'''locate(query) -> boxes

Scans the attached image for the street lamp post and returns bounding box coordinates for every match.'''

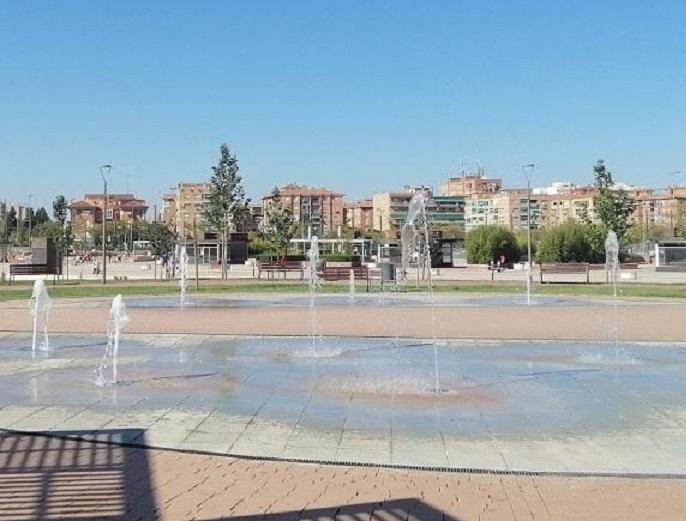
[668,171,682,236]
[28,194,33,247]
[100,164,112,285]
[521,164,535,305]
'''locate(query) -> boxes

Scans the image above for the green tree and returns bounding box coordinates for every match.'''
[33,207,50,226]
[536,222,604,263]
[8,207,17,234]
[465,225,520,264]
[53,196,67,225]
[51,195,73,256]
[143,222,176,259]
[515,229,539,259]
[205,143,250,278]
[592,160,636,241]
[263,187,295,257]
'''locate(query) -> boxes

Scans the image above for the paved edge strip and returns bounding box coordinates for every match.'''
[2,427,684,481]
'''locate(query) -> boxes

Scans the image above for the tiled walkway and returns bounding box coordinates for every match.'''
[1,430,685,521]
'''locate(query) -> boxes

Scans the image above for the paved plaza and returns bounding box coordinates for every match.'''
[2,293,686,341]
[3,430,685,521]
[1,293,685,519]
[0,328,685,475]
[4,260,686,285]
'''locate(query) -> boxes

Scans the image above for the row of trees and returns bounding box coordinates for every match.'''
[1,205,52,246]
[465,160,638,264]
[0,195,72,253]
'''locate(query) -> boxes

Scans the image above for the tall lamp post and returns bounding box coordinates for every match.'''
[521,164,535,305]
[100,164,112,285]
[28,194,33,246]
[668,171,682,236]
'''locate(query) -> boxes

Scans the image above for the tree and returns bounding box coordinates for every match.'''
[33,207,50,226]
[51,195,73,256]
[263,187,295,257]
[465,225,520,264]
[536,222,604,263]
[204,144,250,278]
[592,160,636,241]
[53,196,67,226]
[143,221,176,259]
[7,207,17,235]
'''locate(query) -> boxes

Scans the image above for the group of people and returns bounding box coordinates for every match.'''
[489,255,510,271]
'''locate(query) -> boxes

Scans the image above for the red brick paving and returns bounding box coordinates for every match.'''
[0,431,684,521]
[2,303,686,341]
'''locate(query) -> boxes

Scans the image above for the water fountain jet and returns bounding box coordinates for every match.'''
[95,294,128,386]
[28,278,51,353]
[605,230,621,363]
[348,269,356,304]
[400,192,441,393]
[178,246,190,306]
[307,236,321,355]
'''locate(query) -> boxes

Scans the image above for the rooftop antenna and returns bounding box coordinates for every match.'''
[668,171,681,188]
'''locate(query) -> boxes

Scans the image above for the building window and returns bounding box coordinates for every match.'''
[106,209,114,220]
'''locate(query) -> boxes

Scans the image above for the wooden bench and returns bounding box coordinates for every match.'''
[539,263,590,284]
[9,264,60,285]
[619,262,639,270]
[257,260,305,280]
[318,266,370,291]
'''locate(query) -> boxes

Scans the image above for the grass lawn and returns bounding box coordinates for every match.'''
[1,278,685,301]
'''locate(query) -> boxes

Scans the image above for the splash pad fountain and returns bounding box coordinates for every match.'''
[605,230,622,363]
[95,295,129,386]
[400,191,442,393]
[28,278,51,353]
[178,246,190,306]
[4,244,686,475]
[307,235,321,355]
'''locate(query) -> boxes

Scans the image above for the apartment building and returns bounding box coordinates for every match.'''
[372,186,465,236]
[343,199,374,233]
[634,187,686,234]
[69,193,147,241]
[464,192,513,231]
[161,182,212,239]
[440,172,502,197]
[372,186,431,234]
[262,183,344,237]
[545,186,597,226]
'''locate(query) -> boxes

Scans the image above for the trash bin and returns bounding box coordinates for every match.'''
[380,262,396,282]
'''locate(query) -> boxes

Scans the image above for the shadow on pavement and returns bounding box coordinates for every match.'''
[0,429,461,521]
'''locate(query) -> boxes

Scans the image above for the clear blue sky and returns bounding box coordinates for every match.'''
[1,0,684,211]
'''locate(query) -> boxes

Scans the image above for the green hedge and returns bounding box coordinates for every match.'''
[322,254,361,263]
[536,222,605,263]
[256,253,306,262]
[465,225,520,264]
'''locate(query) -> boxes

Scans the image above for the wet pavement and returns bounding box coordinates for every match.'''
[1,332,685,475]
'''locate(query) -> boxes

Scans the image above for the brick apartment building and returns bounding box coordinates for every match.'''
[343,199,374,234]
[161,182,213,240]
[69,193,148,242]
[262,184,344,237]
[440,172,502,197]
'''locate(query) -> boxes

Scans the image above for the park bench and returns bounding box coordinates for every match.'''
[9,264,60,285]
[539,262,590,284]
[487,262,514,281]
[257,260,305,280]
[318,266,370,291]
